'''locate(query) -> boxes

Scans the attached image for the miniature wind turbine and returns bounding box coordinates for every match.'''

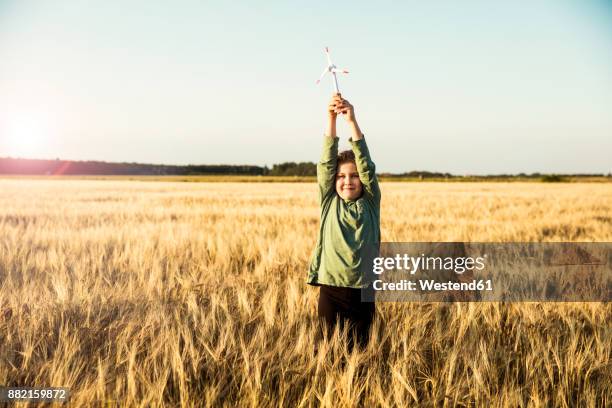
[316,47,349,94]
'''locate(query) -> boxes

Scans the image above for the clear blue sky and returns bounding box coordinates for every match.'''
[1,0,611,174]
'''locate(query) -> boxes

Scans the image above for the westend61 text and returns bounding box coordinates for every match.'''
[373,279,493,291]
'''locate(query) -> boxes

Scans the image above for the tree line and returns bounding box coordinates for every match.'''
[0,157,609,179]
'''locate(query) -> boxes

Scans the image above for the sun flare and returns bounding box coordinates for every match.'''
[2,112,50,158]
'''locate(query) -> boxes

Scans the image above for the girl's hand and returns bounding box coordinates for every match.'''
[334,96,356,123]
[327,93,343,120]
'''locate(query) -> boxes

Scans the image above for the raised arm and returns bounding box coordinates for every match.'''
[335,96,381,204]
[317,94,342,204]
[317,135,338,204]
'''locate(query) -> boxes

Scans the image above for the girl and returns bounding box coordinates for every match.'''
[307,93,381,349]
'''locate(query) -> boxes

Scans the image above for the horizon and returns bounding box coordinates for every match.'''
[1,155,610,177]
[1,1,611,174]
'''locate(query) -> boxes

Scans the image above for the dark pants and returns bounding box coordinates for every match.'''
[317,284,375,350]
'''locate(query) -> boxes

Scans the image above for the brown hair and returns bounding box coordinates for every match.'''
[337,150,355,166]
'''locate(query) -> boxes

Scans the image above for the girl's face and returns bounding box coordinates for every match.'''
[335,162,363,201]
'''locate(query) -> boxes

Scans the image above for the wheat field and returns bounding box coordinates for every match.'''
[0,179,610,407]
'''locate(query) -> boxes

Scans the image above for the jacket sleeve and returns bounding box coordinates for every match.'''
[317,136,338,205]
[350,135,381,205]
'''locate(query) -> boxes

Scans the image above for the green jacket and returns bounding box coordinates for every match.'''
[307,135,381,289]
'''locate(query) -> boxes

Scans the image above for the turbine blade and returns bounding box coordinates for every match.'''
[315,67,328,85]
[324,46,333,66]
